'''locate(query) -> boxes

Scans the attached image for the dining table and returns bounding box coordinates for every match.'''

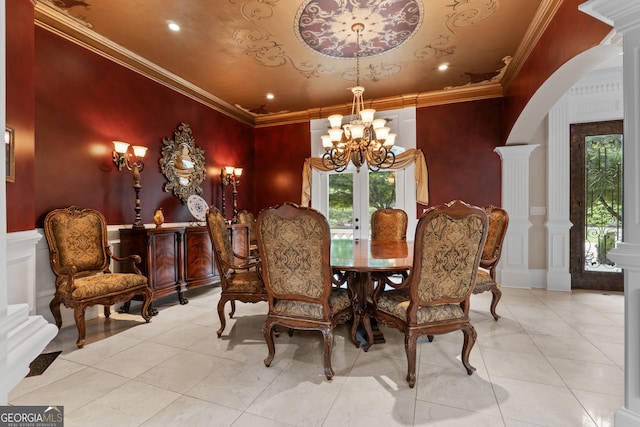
[330,238,414,351]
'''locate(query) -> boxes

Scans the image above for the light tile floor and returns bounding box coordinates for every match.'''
[10,286,624,426]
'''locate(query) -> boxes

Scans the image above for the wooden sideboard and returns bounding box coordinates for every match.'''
[119,226,218,309]
[119,224,250,311]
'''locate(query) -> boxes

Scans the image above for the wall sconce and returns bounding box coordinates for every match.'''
[221,165,243,223]
[112,141,148,228]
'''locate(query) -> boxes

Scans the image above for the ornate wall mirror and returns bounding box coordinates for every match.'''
[160,122,206,203]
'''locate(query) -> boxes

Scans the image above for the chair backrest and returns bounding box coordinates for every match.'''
[205,206,235,269]
[256,202,333,314]
[238,209,256,242]
[371,208,408,241]
[44,206,109,275]
[480,205,509,270]
[408,200,488,315]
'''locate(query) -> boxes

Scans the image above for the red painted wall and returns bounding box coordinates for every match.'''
[503,0,612,137]
[34,28,254,228]
[253,123,311,214]
[6,0,36,232]
[417,99,503,208]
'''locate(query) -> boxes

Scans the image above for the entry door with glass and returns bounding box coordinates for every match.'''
[569,120,623,291]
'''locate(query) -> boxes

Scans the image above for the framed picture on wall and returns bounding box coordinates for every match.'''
[5,125,15,182]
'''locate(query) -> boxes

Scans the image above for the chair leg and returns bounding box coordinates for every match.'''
[140,291,153,323]
[405,331,418,388]
[74,306,88,348]
[104,305,111,319]
[489,286,502,320]
[49,296,62,329]
[216,297,229,337]
[321,328,335,380]
[263,318,277,368]
[350,312,361,348]
[229,300,236,318]
[460,322,477,375]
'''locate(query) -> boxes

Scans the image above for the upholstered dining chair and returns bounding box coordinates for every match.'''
[44,206,153,348]
[371,207,409,241]
[371,207,410,292]
[472,205,509,320]
[374,200,488,388]
[206,206,267,337]
[238,209,258,255]
[256,202,353,380]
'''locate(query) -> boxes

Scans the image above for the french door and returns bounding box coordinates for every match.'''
[313,165,417,240]
[569,120,623,291]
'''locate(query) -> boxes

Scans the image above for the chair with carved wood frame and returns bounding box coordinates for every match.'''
[375,200,488,388]
[206,206,267,337]
[44,206,153,348]
[238,209,258,255]
[472,205,509,320]
[371,208,410,291]
[257,202,353,380]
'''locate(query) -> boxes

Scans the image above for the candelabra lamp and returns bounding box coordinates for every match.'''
[113,141,148,228]
[221,165,243,223]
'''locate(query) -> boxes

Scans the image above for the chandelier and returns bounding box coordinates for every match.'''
[321,23,396,173]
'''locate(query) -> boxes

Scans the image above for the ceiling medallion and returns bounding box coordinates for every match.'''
[296,0,422,58]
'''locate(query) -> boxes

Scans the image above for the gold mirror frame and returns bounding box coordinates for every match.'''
[160,122,206,204]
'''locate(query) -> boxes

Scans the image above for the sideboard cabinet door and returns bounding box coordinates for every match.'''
[184,226,218,290]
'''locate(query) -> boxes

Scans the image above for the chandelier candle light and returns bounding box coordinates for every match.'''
[321,23,396,173]
[112,141,148,228]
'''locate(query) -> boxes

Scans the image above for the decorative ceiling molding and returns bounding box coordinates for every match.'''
[501,0,563,91]
[253,83,504,127]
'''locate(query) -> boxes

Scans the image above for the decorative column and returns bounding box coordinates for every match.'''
[0,0,57,405]
[580,1,640,426]
[546,95,572,291]
[494,145,538,288]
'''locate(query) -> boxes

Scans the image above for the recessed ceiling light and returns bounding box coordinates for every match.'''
[266,93,274,100]
[168,22,180,32]
[438,63,449,71]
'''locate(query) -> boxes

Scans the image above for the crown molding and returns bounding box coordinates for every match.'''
[33,1,508,129]
[253,83,504,127]
[501,0,563,91]
[34,2,257,127]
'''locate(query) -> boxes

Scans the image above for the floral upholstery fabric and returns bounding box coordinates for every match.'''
[377,289,465,323]
[482,212,506,261]
[475,269,492,285]
[207,208,235,266]
[273,288,351,319]
[371,208,408,241]
[71,273,148,299]
[225,270,265,293]
[49,212,106,272]
[417,213,486,302]
[259,213,326,298]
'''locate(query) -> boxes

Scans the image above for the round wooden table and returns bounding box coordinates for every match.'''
[330,239,413,351]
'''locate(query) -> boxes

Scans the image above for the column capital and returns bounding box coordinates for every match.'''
[580,0,640,33]
[494,144,538,160]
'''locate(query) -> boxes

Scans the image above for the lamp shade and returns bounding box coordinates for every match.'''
[225,166,235,175]
[372,118,386,129]
[113,141,130,153]
[360,109,376,124]
[132,145,148,158]
[375,127,390,140]
[321,135,333,149]
[383,133,396,147]
[328,127,344,142]
[328,114,343,129]
[234,168,243,176]
[350,124,365,139]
